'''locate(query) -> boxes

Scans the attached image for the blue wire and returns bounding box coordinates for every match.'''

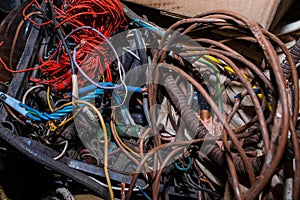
[137,186,152,200]
[54,106,73,113]
[174,157,193,171]
[67,82,112,97]
[20,83,142,121]
[67,83,142,98]
[43,112,61,120]
[26,113,42,121]
[108,142,117,152]
[47,112,67,118]
[80,95,100,100]
[114,93,130,125]
[133,18,165,36]
[20,104,49,121]
[234,88,261,99]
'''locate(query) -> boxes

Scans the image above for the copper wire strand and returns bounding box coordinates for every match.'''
[210,11,291,200]
[3,104,26,126]
[262,29,299,124]
[149,12,276,198]
[158,63,256,184]
[152,147,184,199]
[110,112,140,166]
[134,10,295,199]
[139,127,151,159]
[10,11,42,70]
[126,137,219,200]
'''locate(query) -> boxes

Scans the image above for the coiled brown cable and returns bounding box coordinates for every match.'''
[144,10,298,200]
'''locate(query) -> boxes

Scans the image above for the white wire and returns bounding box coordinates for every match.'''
[80,153,100,166]
[61,26,126,90]
[53,140,68,160]
[123,47,140,61]
[73,48,128,108]
[22,85,44,104]
[68,26,129,108]
[88,176,148,191]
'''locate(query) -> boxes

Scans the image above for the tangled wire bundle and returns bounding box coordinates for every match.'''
[0,1,300,199]
[125,10,299,200]
[26,0,127,91]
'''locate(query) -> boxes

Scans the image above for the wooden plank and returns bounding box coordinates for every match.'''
[123,0,294,29]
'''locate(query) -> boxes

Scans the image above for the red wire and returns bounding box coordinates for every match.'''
[54,11,109,29]
[22,0,127,91]
[0,47,58,73]
[22,0,54,26]
[0,58,42,73]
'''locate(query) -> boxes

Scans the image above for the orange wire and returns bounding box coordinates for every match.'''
[0,47,58,73]
[17,0,127,90]
[0,58,43,73]
[22,0,54,27]
[54,11,109,29]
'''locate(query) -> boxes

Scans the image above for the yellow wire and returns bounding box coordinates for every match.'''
[201,55,272,112]
[53,102,73,112]
[201,56,223,112]
[57,116,74,128]
[224,65,250,82]
[222,60,272,111]
[112,122,140,158]
[204,55,251,81]
[47,86,54,112]
[75,100,114,200]
[57,112,76,128]
[57,106,83,128]
[203,55,222,65]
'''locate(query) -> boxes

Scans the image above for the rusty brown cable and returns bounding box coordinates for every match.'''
[160,26,274,158]
[151,10,293,199]
[152,18,227,64]
[155,16,268,184]
[242,26,290,200]
[222,107,244,199]
[235,93,276,136]
[152,147,184,199]
[262,29,299,125]
[289,119,300,199]
[3,104,26,126]
[184,49,271,155]
[147,60,164,179]
[138,127,152,176]
[219,36,258,44]
[224,150,242,200]
[10,11,42,70]
[221,91,250,199]
[138,127,151,159]
[125,137,219,200]
[109,113,140,166]
[158,63,259,182]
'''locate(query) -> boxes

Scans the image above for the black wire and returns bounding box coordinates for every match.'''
[48,0,75,75]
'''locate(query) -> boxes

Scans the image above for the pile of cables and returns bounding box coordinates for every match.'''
[135,10,299,200]
[4,0,127,91]
[0,1,299,200]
